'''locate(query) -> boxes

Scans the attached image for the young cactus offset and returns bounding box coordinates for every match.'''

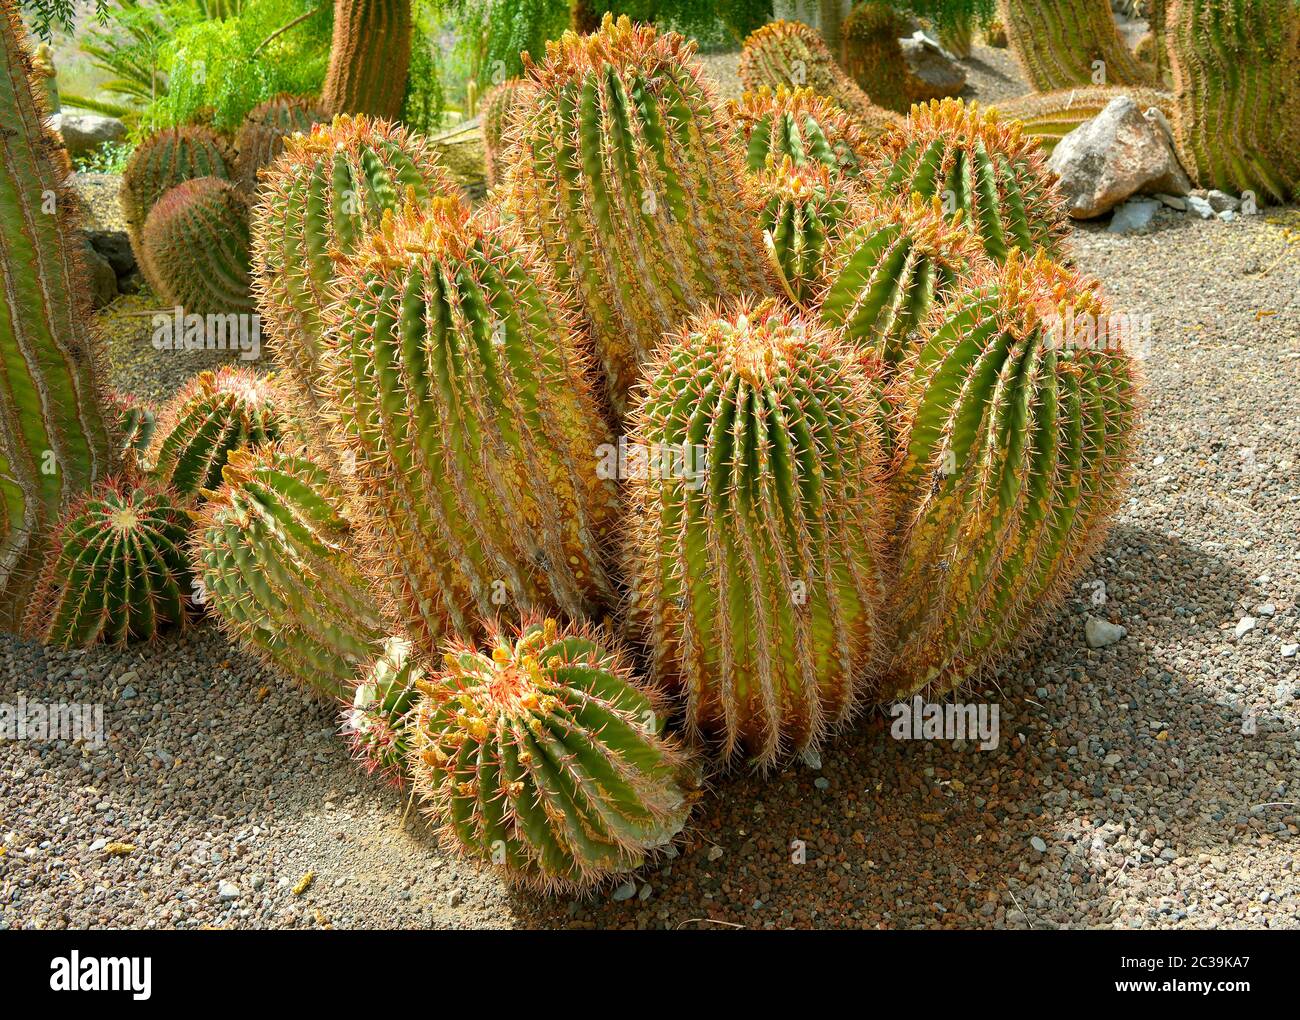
[738,20,903,140]
[1166,0,1300,203]
[408,616,696,892]
[321,201,621,650]
[756,158,855,307]
[233,93,327,194]
[885,250,1139,699]
[192,443,387,700]
[479,78,530,189]
[729,86,877,180]
[998,0,1155,90]
[146,366,284,500]
[142,177,255,317]
[870,98,1069,263]
[251,115,456,454]
[24,478,192,648]
[506,14,772,418]
[625,299,889,768]
[345,635,422,785]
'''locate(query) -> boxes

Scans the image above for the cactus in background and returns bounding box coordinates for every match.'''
[840,2,913,114]
[141,178,255,317]
[232,93,327,195]
[990,86,1174,154]
[885,251,1138,698]
[192,443,387,700]
[479,78,529,190]
[997,0,1155,90]
[729,86,877,180]
[321,0,412,118]
[984,19,1008,47]
[507,14,772,419]
[23,479,192,648]
[252,115,456,459]
[1167,0,1300,203]
[756,158,854,307]
[121,126,232,290]
[408,616,696,892]
[870,98,1069,262]
[345,635,422,785]
[625,300,889,768]
[738,20,904,140]
[939,14,975,59]
[321,202,621,650]
[146,366,284,500]
[1,3,116,628]
[105,391,158,464]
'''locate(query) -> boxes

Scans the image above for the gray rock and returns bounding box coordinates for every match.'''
[611,880,636,901]
[1108,198,1161,234]
[1186,194,1215,219]
[1030,836,1047,853]
[1153,193,1188,211]
[217,880,239,901]
[1048,96,1193,219]
[50,112,127,160]
[80,239,117,309]
[1206,189,1240,213]
[899,32,966,99]
[1281,644,1298,659]
[84,230,135,279]
[1085,616,1127,648]
[1219,210,1237,222]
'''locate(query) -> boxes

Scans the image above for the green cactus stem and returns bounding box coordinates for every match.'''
[729,85,877,180]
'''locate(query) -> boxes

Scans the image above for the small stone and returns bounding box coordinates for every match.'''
[217,880,239,901]
[1186,194,1215,219]
[120,685,137,700]
[1255,603,1276,617]
[814,777,830,790]
[1108,198,1161,233]
[1219,210,1237,222]
[1206,189,1240,213]
[637,882,653,902]
[1030,836,1047,853]
[707,845,724,862]
[1281,644,1298,659]
[611,880,636,902]
[1153,193,1187,211]
[447,888,464,907]
[1085,616,1127,648]
[1235,616,1257,639]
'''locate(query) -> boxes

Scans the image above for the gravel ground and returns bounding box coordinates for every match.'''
[3,48,1298,931]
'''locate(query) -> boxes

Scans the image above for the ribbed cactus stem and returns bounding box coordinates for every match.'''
[998,0,1156,90]
[840,2,913,114]
[729,86,876,180]
[345,635,422,785]
[507,14,772,418]
[626,299,889,768]
[192,443,387,700]
[409,616,696,892]
[321,0,412,118]
[321,201,621,650]
[233,93,327,195]
[479,79,529,190]
[756,158,854,308]
[0,3,116,627]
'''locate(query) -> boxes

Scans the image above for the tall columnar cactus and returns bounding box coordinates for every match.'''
[146,366,284,500]
[408,616,696,892]
[252,115,456,457]
[991,86,1175,154]
[997,0,1155,90]
[729,86,877,180]
[756,159,854,307]
[141,178,255,317]
[321,0,412,118]
[625,300,889,768]
[345,635,422,785]
[23,478,192,647]
[233,93,327,195]
[192,444,387,700]
[870,98,1069,263]
[840,1,913,114]
[321,202,622,650]
[885,251,1139,698]
[738,19,904,140]
[507,14,772,419]
[0,3,116,628]
[479,78,530,190]
[1167,0,1300,203]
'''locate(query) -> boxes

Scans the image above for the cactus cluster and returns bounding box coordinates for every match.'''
[233,93,327,194]
[991,86,1175,154]
[409,617,696,892]
[506,13,771,418]
[479,78,530,190]
[1167,0,1300,203]
[729,86,876,180]
[998,0,1155,91]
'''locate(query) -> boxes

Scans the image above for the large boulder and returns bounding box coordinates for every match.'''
[51,112,127,161]
[901,31,966,100]
[1047,96,1192,219]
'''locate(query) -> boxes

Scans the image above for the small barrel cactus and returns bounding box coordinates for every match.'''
[869,98,1069,262]
[344,635,422,785]
[104,390,158,464]
[625,299,889,768]
[320,201,621,650]
[506,13,772,418]
[24,478,193,648]
[729,86,877,180]
[191,443,387,700]
[146,366,284,500]
[141,177,255,317]
[408,616,696,892]
[886,250,1139,698]
[479,78,530,189]
[755,158,855,307]
[232,93,327,194]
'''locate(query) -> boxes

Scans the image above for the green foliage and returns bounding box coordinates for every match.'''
[20,0,109,39]
[74,138,134,173]
[401,5,446,133]
[885,0,995,31]
[436,0,569,90]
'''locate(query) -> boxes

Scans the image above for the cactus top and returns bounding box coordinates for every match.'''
[525,12,698,81]
[730,85,878,179]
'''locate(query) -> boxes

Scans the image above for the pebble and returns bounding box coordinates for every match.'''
[1085,616,1127,648]
[611,881,637,902]
[1235,616,1258,639]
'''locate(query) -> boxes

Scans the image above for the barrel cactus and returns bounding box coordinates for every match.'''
[233,93,327,194]
[840,1,913,114]
[320,201,621,649]
[625,299,889,768]
[480,78,529,189]
[105,391,158,464]
[408,616,696,892]
[252,114,456,456]
[885,250,1139,698]
[345,635,422,785]
[146,366,284,500]
[729,86,877,180]
[870,98,1069,263]
[141,177,255,317]
[24,478,192,648]
[756,158,855,307]
[506,13,772,418]
[997,0,1155,90]
[191,443,386,700]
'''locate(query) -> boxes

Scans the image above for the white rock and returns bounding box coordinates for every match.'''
[217,880,239,901]
[1235,616,1258,639]
[1085,616,1127,648]
[1186,194,1215,219]
[1255,603,1276,617]
[1281,644,1298,659]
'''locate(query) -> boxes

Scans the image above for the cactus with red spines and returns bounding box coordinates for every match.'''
[232,93,327,195]
[729,86,877,180]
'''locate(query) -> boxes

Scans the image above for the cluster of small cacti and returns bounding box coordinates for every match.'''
[755,158,854,306]
[990,86,1175,154]
[998,0,1155,90]
[479,78,529,189]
